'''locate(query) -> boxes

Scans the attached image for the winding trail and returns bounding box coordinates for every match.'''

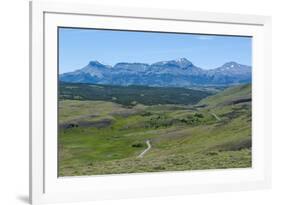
[211,112,221,121]
[137,140,151,158]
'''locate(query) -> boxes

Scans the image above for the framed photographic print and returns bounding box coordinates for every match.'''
[30,1,272,204]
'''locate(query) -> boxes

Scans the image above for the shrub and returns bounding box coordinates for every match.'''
[131,142,144,148]
[194,113,204,118]
[66,123,79,129]
[153,165,166,170]
[140,111,152,116]
[206,151,219,156]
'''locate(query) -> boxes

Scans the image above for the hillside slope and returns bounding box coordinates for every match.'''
[58,84,252,176]
[199,84,251,107]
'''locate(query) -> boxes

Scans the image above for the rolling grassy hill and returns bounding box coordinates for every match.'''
[199,84,251,106]
[58,83,251,176]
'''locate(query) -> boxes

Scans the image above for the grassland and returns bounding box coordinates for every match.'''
[58,83,251,176]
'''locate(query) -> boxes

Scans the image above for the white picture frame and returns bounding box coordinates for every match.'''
[30,1,272,204]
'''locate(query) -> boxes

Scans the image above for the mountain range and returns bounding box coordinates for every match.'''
[59,58,251,87]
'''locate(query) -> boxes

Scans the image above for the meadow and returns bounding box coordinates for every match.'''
[58,83,251,176]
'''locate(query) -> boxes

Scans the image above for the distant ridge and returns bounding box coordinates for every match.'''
[60,58,251,87]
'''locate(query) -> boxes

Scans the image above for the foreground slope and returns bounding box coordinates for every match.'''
[58,84,251,176]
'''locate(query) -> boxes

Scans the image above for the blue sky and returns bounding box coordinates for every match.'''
[59,27,252,74]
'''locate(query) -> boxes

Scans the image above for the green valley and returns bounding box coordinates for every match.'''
[58,83,252,176]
